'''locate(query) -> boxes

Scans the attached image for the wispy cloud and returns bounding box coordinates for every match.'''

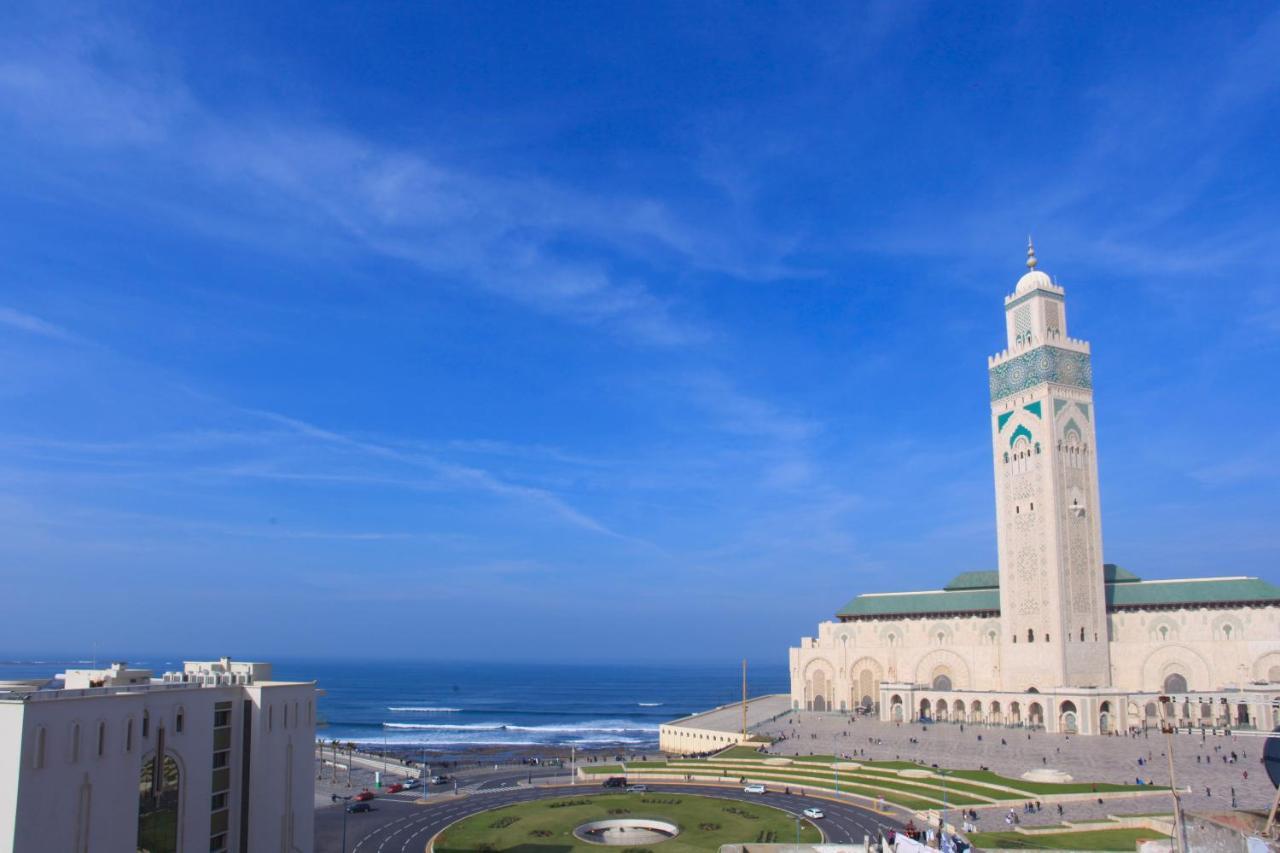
[0,14,809,348]
[0,306,81,343]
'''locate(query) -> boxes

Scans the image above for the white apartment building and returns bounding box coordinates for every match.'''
[0,658,316,853]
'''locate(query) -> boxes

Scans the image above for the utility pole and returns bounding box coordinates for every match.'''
[741,659,748,741]
[1158,696,1189,853]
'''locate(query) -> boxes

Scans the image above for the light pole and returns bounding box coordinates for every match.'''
[1158,696,1189,853]
[939,769,949,834]
[334,794,353,852]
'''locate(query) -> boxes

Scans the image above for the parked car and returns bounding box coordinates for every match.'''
[603,777,627,788]
[803,807,824,819]
[429,775,450,785]
[626,784,648,793]
[353,790,376,802]
[403,779,420,789]
[385,783,404,794]
[743,784,766,794]
[346,802,372,813]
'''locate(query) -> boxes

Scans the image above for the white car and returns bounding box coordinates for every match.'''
[803,807,825,819]
[743,784,766,794]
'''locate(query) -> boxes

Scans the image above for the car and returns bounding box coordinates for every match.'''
[346,802,372,813]
[743,784,766,794]
[626,784,648,793]
[385,783,404,794]
[602,777,627,789]
[429,775,450,785]
[403,779,420,789]
[803,807,825,819]
[353,790,376,802]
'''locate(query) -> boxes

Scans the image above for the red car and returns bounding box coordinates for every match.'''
[385,784,404,794]
[353,790,376,802]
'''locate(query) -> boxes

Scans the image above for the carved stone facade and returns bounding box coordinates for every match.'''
[788,244,1280,734]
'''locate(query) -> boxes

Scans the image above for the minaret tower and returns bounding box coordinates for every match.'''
[988,241,1111,690]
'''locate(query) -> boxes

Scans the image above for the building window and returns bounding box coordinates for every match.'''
[32,727,46,769]
[1080,627,1085,642]
[268,706,273,731]
[97,721,106,757]
[1027,628,1034,643]
[213,708,231,728]
[126,719,134,753]
[70,722,81,763]
[175,708,184,735]
[212,752,229,769]
[142,711,150,739]
[138,754,181,852]
[212,792,228,810]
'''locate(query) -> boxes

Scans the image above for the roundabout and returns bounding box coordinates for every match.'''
[433,792,822,852]
[314,782,903,853]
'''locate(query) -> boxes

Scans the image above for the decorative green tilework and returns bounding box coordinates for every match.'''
[1053,399,1068,416]
[1077,402,1090,421]
[997,411,1014,432]
[1023,401,1042,419]
[988,346,1092,401]
[1009,424,1033,447]
[1063,418,1081,440]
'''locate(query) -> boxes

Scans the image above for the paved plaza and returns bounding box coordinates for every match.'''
[753,710,1276,826]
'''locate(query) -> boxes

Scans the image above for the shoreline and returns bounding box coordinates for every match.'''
[314,738,662,767]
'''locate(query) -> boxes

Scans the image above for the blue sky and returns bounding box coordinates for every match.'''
[1,2,1278,664]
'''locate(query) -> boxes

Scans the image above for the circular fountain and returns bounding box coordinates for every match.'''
[573,818,680,846]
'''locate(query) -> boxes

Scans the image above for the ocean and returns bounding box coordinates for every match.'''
[0,659,788,754]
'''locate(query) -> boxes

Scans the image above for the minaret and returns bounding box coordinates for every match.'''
[988,241,1111,690]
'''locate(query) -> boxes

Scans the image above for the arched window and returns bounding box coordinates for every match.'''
[1080,627,1085,642]
[1159,625,1169,640]
[138,754,180,853]
[1027,628,1034,643]
[175,707,184,735]
[1163,673,1188,693]
[932,673,952,691]
[32,726,46,769]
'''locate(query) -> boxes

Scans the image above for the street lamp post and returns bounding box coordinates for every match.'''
[1158,696,1189,853]
[334,794,353,852]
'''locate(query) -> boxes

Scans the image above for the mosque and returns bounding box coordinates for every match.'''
[789,243,1280,735]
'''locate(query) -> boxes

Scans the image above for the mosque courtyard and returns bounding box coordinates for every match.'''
[751,710,1275,821]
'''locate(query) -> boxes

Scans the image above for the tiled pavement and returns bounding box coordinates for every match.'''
[753,712,1275,827]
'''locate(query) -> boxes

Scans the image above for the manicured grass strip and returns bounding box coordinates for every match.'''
[948,769,1156,794]
[655,760,1023,801]
[618,767,985,807]
[965,827,1165,850]
[655,763,1011,802]
[433,792,822,852]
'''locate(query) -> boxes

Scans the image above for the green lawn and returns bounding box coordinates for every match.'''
[433,793,822,852]
[947,769,1160,794]
[965,827,1165,850]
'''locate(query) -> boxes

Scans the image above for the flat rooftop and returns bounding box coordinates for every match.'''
[665,694,792,733]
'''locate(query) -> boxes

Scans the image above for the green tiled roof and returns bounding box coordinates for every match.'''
[837,571,1280,619]
[943,571,999,591]
[1107,577,1280,608]
[838,587,999,618]
[1104,564,1141,584]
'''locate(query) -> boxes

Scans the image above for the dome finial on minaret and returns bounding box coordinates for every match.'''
[1026,236,1038,270]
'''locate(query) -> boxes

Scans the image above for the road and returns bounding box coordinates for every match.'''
[315,778,905,853]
